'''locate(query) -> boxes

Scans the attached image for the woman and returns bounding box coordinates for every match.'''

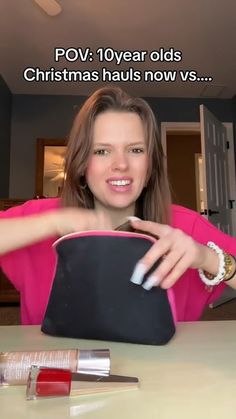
[0,86,236,324]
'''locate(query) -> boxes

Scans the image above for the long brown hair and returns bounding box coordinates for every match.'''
[61,86,171,224]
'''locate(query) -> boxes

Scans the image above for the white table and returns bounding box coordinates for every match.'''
[0,322,236,419]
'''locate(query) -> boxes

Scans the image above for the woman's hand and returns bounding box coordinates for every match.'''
[0,208,112,256]
[48,207,112,237]
[129,219,219,289]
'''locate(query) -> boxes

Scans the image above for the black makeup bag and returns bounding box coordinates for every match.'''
[41,231,176,345]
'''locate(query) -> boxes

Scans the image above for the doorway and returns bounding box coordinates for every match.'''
[166,132,201,212]
[161,122,236,236]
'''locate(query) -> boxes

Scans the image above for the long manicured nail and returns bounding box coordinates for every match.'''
[142,275,160,290]
[130,263,146,285]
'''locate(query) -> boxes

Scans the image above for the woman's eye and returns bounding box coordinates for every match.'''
[130,148,144,154]
[94,149,109,155]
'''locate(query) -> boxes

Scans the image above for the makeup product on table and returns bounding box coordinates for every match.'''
[26,366,139,400]
[0,348,110,386]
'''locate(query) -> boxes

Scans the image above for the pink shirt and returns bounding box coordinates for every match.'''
[0,198,236,325]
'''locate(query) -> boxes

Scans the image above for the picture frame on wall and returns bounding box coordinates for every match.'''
[35,138,67,198]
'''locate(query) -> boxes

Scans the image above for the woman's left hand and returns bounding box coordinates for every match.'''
[129,219,215,290]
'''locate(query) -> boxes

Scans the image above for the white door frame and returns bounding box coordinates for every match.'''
[161,121,236,236]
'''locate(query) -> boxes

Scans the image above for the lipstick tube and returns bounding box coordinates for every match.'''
[26,366,139,400]
[0,349,110,386]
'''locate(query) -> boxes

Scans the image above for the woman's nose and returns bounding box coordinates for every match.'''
[111,152,129,171]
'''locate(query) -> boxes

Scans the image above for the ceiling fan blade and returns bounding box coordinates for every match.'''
[33,0,62,16]
[45,169,63,173]
[50,172,65,181]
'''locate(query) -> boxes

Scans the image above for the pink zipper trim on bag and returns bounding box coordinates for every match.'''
[167,288,177,324]
[53,230,157,247]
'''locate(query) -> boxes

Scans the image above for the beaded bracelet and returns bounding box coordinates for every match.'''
[198,241,226,286]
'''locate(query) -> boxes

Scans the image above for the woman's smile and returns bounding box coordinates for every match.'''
[106,177,133,193]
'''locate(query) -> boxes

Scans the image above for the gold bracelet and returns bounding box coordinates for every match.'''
[223,253,236,281]
[203,252,236,282]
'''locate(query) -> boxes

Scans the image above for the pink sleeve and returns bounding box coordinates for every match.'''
[0,203,26,219]
[0,199,59,290]
[192,213,236,255]
[0,203,26,290]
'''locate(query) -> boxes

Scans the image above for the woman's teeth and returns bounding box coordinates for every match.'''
[110,180,131,186]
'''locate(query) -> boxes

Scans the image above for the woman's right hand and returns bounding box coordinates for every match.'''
[49,207,112,237]
[0,207,112,256]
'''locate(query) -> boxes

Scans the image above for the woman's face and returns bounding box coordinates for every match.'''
[85,111,149,213]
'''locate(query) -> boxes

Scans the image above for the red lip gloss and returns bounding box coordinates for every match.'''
[26,366,139,400]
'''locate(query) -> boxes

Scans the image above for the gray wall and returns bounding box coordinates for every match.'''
[0,76,12,198]
[10,95,86,198]
[9,92,235,199]
[145,97,234,123]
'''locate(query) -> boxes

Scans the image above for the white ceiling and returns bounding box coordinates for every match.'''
[1,0,236,98]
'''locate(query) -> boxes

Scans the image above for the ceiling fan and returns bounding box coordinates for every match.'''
[33,0,62,16]
[44,148,65,181]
